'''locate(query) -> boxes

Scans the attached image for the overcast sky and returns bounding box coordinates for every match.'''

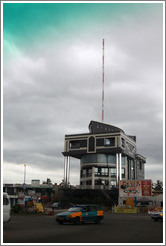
[2,1,164,186]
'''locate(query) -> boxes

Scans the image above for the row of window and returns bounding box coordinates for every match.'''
[69,140,87,149]
[81,167,125,178]
[81,154,126,165]
[80,180,117,186]
[69,137,116,150]
[69,137,135,152]
[80,159,142,180]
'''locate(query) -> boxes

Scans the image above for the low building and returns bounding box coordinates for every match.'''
[3,180,56,206]
[62,120,146,190]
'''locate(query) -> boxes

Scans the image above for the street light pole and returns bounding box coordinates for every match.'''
[22,163,27,209]
[23,163,26,184]
[22,163,27,191]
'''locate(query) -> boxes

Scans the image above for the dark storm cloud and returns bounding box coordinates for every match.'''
[3,2,163,184]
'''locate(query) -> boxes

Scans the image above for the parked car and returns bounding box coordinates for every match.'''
[151,210,163,221]
[52,202,69,209]
[52,202,59,209]
[3,192,11,223]
[55,204,104,224]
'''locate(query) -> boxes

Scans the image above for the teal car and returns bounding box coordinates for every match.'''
[55,204,104,224]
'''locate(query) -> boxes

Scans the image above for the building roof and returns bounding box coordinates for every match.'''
[88,120,124,134]
[65,121,136,143]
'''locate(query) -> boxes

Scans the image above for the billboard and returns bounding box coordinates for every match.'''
[119,180,152,197]
[142,180,152,196]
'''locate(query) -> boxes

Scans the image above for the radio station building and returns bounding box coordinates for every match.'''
[62,121,146,190]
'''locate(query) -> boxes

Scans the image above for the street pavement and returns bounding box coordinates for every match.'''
[3,212,163,244]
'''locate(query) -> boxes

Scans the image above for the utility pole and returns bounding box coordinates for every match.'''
[102,38,105,122]
[23,163,26,190]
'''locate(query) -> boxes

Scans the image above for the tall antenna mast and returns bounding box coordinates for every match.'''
[102,38,105,122]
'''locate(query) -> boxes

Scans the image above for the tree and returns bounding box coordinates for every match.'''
[43,178,52,185]
[152,180,163,191]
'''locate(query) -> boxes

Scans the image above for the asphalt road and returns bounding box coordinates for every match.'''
[3,212,163,244]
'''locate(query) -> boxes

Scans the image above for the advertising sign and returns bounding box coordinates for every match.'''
[142,180,152,196]
[120,180,142,197]
[126,197,134,207]
[119,180,151,197]
[17,193,25,207]
[114,207,137,213]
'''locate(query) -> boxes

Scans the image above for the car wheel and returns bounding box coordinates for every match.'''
[95,217,101,224]
[73,217,80,225]
[58,221,64,224]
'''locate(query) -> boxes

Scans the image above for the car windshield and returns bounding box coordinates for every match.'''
[68,206,83,212]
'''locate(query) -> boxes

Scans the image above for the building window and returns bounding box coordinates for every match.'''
[107,155,116,164]
[69,140,87,149]
[80,181,85,186]
[139,162,142,170]
[95,180,101,185]
[122,156,126,165]
[95,167,100,175]
[95,180,108,186]
[121,168,125,179]
[127,159,130,179]
[81,169,86,178]
[95,167,108,176]
[70,140,80,149]
[97,154,107,163]
[131,160,135,180]
[86,168,92,177]
[121,138,125,148]
[80,140,87,148]
[81,154,105,164]
[111,181,116,187]
[96,138,104,146]
[110,168,116,178]
[88,136,95,152]
[96,138,115,147]
[101,168,108,176]
[86,181,92,185]
[81,154,116,164]
[104,138,115,146]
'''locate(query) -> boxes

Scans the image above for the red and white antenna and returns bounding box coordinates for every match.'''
[102,38,105,122]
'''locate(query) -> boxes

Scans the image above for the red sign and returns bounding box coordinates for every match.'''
[142,180,152,196]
